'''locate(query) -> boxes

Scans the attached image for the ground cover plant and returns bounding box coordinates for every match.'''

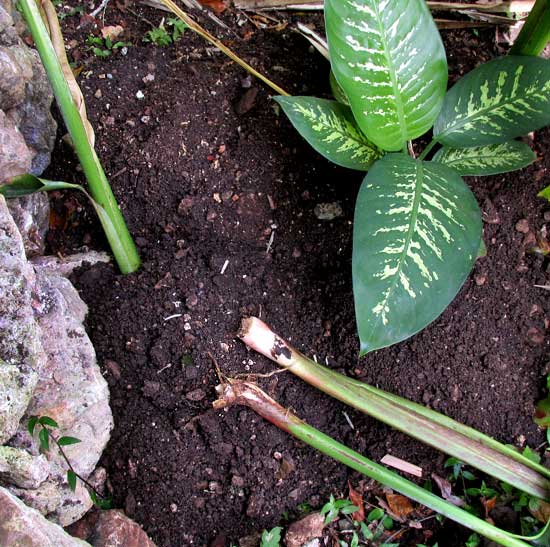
[276,0,550,354]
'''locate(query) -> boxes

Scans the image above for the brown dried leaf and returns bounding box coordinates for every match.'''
[432,474,465,507]
[41,0,95,149]
[386,493,414,520]
[197,0,227,14]
[285,513,325,547]
[481,496,497,521]
[348,481,365,522]
[530,499,550,524]
[101,24,125,40]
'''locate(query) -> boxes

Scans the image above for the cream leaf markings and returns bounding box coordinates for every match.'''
[433,141,536,176]
[435,58,550,146]
[290,101,378,164]
[325,0,446,150]
[354,155,480,352]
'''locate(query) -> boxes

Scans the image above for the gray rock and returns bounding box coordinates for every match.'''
[0,109,32,182]
[0,195,42,443]
[7,193,50,257]
[0,446,49,488]
[0,45,32,110]
[0,486,91,547]
[31,251,111,277]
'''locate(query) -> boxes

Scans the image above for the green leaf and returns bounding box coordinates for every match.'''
[27,416,39,436]
[353,154,481,354]
[38,416,59,428]
[367,508,384,522]
[325,0,447,151]
[330,70,349,105]
[0,173,81,198]
[260,527,282,547]
[58,436,82,446]
[275,96,381,171]
[432,141,536,176]
[538,184,550,201]
[67,470,77,492]
[434,56,550,148]
[38,428,50,452]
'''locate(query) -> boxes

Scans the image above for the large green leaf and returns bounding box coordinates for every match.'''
[434,56,550,148]
[275,96,381,171]
[432,141,536,176]
[325,0,447,152]
[353,154,481,354]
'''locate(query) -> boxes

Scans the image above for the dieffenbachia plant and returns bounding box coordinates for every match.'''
[275,0,550,355]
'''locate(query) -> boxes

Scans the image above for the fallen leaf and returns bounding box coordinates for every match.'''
[432,474,465,507]
[101,24,125,40]
[348,481,365,522]
[481,496,497,520]
[386,493,414,520]
[275,457,295,481]
[530,499,550,524]
[197,0,227,14]
[285,513,325,547]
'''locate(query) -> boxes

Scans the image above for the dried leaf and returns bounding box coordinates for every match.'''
[197,0,227,14]
[41,0,95,149]
[285,513,325,547]
[530,499,550,524]
[348,481,365,522]
[432,474,465,507]
[481,496,497,520]
[101,24,125,40]
[386,493,414,520]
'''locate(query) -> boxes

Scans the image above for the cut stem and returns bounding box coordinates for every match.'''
[238,317,550,499]
[215,380,532,547]
[18,0,140,274]
[510,0,550,56]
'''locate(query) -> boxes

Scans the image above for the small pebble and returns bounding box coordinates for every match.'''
[515,219,530,234]
[136,90,145,100]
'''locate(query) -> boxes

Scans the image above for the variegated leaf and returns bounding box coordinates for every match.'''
[353,154,481,354]
[275,96,381,171]
[325,0,447,151]
[432,141,536,176]
[330,70,350,106]
[434,56,550,148]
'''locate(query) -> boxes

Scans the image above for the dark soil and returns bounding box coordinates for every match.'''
[46,3,550,546]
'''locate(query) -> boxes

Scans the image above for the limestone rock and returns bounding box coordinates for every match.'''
[31,251,111,277]
[7,192,50,257]
[0,195,42,443]
[0,486,91,547]
[0,109,32,182]
[69,510,158,547]
[0,445,49,488]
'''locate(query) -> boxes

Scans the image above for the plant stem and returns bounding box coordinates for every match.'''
[510,0,550,56]
[214,380,532,547]
[158,0,290,96]
[238,317,550,499]
[418,139,438,161]
[18,0,140,274]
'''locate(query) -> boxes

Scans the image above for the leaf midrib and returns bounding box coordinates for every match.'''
[364,158,424,348]
[373,3,407,148]
[438,88,545,141]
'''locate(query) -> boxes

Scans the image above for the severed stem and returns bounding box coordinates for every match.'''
[238,317,550,500]
[215,379,532,547]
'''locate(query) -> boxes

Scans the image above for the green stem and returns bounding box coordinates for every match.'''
[510,0,550,56]
[215,381,532,547]
[418,139,438,161]
[238,317,550,499]
[18,0,140,274]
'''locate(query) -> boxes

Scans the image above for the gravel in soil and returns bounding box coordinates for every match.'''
[45,5,550,546]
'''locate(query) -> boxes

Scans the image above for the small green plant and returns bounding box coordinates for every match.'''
[276,0,550,355]
[86,35,131,58]
[143,17,187,46]
[259,526,282,547]
[28,415,112,509]
[321,495,359,524]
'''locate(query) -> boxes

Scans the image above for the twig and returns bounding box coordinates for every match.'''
[90,0,110,18]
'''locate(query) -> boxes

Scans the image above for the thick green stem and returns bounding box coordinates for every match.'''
[510,0,550,56]
[238,317,550,499]
[215,380,532,547]
[18,0,140,274]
